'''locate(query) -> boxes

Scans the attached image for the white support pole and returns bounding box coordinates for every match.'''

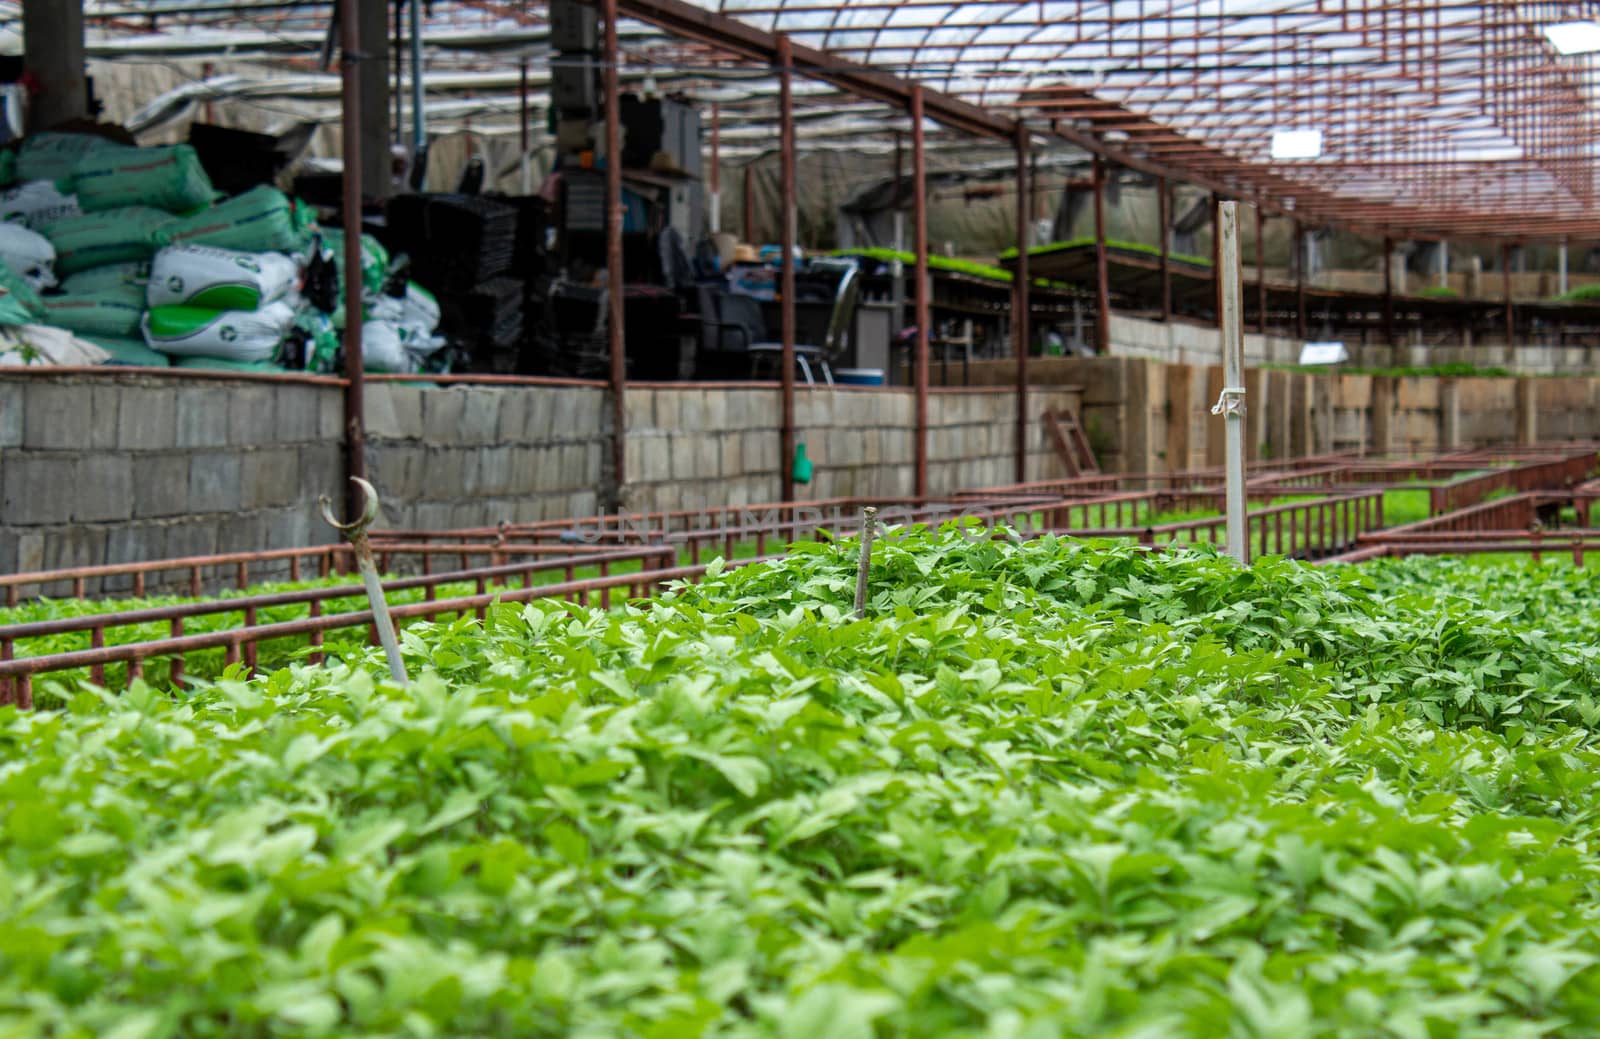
[1559,239,1569,297]
[1437,239,1449,288]
[1214,201,1248,565]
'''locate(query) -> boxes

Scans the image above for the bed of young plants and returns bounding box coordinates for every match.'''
[6,531,1600,1037]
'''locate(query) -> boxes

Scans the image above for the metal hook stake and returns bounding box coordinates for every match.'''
[319,477,408,685]
[854,506,878,619]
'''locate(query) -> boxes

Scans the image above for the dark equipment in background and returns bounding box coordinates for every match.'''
[189,122,317,196]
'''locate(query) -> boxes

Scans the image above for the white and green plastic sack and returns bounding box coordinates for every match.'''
[61,260,149,295]
[71,143,215,214]
[42,280,145,338]
[321,228,390,297]
[142,299,296,362]
[0,180,80,230]
[165,185,314,254]
[43,207,173,275]
[81,334,169,367]
[147,244,298,310]
[0,222,56,290]
[16,132,126,187]
[369,281,440,334]
[0,257,46,325]
[293,308,341,374]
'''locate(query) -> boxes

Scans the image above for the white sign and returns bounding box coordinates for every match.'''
[1299,341,1349,366]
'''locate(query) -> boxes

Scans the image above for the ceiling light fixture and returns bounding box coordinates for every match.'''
[1270,129,1323,160]
[1543,20,1600,55]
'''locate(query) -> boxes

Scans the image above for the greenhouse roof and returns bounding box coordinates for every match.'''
[19,0,1600,240]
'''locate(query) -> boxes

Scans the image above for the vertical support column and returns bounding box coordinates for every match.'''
[1515,378,1538,445]
[1294,221,1307,341]
[339,0,368,519]
[1092,157,1110,352]
[519,60,531,193]
[358,0,392,201]
[1559,239,1569,297]
[743,163,755,243]
[410,0,425,165]
[1502,242,1516,348]
[392,4,403,142]
[709,103,721,233]
[911,86,930,498]
[1012,123,1030,483]
[1217,201,1247,565]
[1210,194,1221,324]
[1158,176,1171,321]
[21,1,86,130]
[779,36,798,502]
[1382,236,1395,347]
[1255,202,1266,333]
[603,0,627,510]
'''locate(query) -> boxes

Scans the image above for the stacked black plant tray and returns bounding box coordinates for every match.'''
[385,193,520,292]
[383,193,525,369]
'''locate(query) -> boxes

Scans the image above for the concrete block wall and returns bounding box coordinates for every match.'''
[1050,358,1592,473]
[623,385,1081,512]
[623,386,780,512]
[0,373,343,587]
[363,382,609,528]
[1108,313,1600,376]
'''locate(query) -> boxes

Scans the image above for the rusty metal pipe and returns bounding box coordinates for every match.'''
[778,35,797,501]
[603,0,628,510]
[1013,122,1030,483]
[339,0,367,521]
[911,85,930,496]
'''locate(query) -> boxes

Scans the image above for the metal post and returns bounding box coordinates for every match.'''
[409,0,425,163]
[519,59,531,193]
[911,86,930,498]
[709,102,721,233]
[1382,236,1394,346]
[392,2,402,141]
[1503,242,1515,347]
[358,0,391,200]
[779,36,798,501]
[1210,194,1221,324]
[1437,238,1449,288]
[1216,201,1247,565]
[1158,175,1171,321]
[743,163,755,242]
[1559,239,1569,297]
[1092,157,1110,352]
[603,0,627,509]
[1254,202,1265,333]
[21,1,87,131]
[1294,221,1307,341]
[1013,123,1030,482]
[340,0,368,521]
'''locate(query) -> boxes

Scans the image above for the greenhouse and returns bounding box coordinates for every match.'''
[4,1,1600,1036]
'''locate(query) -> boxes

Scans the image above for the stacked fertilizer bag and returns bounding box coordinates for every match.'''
[313,227,447,374]
[0,129,448,372]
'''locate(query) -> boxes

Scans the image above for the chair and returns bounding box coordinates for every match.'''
[747,265,860,385]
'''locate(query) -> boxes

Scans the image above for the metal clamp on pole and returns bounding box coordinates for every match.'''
[319,477,409,685]
[1210,386,1247,417]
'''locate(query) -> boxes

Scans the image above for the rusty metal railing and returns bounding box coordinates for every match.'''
[0,546,680,709]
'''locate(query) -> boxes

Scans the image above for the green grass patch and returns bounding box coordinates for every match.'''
[830,248,1075,290]
[999,235,1214,268]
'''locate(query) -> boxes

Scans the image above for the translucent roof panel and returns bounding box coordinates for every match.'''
[688,0,1600,238]
[45,0,1600,237]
